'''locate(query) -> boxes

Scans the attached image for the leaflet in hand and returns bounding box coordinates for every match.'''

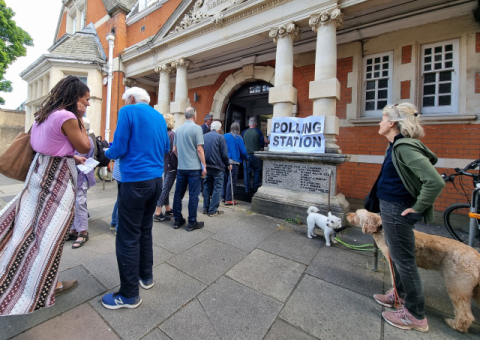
[77,157,100,174]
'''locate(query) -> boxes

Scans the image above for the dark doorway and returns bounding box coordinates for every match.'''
[224,81,273,202]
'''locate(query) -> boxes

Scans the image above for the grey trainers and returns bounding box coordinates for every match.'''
[382,307,429,332]
[208,210,224,217]
[374,288,404,308]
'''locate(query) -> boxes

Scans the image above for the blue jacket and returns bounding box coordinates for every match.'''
[224,133,247,163]
[204,131,229,172]
[105,102,169,182]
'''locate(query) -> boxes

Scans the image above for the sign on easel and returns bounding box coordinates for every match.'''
[269,116,325,153]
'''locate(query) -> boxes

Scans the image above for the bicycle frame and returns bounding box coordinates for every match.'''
[467,185,480,247]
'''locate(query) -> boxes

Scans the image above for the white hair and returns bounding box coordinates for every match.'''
[122,87,150,104]
[249,117,256,126]
[211,121,222,132]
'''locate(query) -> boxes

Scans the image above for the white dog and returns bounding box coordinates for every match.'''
[306,206,342,246]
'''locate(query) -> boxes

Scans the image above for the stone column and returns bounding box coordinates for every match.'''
[154,64,172,115]
[170,58,191,129]
[309,7,344,153]
[268,22,300,117]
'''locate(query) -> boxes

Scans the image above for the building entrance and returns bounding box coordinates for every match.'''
[224,81,273,202]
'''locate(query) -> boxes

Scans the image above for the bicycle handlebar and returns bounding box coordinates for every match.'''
[442,158,480,183]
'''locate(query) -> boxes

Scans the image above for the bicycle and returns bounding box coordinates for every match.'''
[95,160,114,182]
[442,158,480,247]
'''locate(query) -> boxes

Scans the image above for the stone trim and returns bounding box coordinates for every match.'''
[309,6,343,32]
[208,65,275,119]
[269,22,300,44]
[349,114,477,126]
[347,154,476,169]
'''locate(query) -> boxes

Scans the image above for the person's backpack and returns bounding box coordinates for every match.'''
[95,136,111,167]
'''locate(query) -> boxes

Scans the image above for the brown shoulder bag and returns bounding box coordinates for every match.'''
[0,127,34,181]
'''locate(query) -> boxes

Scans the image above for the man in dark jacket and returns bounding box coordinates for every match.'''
[201,114,213,134]
[203,121,231,216]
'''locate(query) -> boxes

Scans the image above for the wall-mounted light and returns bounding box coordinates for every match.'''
[194,93,200,102]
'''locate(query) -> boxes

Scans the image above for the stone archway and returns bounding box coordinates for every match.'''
[209,66,275,121]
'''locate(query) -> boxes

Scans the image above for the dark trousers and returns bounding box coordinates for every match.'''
[116,177,163,298]
[222,164,239,202]
[244,155,262,193]
[203,168,224,214]
[173,169,201,224]
[380,199,425,319]
[156,170,177,207]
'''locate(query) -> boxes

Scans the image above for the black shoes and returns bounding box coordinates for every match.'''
[208,210,224,217]
[186,221,204,232]
[202,210,208,215]
[173,218,186,229]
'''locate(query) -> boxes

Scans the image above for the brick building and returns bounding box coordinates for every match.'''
[21,0,480,220]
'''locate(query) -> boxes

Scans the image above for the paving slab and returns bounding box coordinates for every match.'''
[167,238,246,285]
[383,306,480,339]
[151,220,212,254]
[200,210,245,234]
[198,276,283,340]
[0,183,25,195]
[88,218,114,237]
[226,249,305,302]
[59,233,116,272]
[160,298,221,340]
[212,218,278,252]
[306,245,386,298]
[90,263,206,340]
[1,266,106,339]
[263,318,317,340]
[141,328,171,340]
[84,245,174,290]
[334,226,379,256]
[257,228,323,265]
[280,274,382,339]
[11,303,120,340]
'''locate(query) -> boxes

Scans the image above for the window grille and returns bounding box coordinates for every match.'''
[363,51,393,117]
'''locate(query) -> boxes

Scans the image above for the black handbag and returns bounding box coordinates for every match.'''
[364,174,381,213]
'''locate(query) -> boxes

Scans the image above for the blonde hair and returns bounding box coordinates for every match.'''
[382,103,424,139]
[163,113,175,130]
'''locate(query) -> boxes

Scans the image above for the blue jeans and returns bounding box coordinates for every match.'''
[173,169,201,224]
[116,177,163,298]
[112,181,120,230]
[222,164,239,202]
[244,155,262,192]
[203,168,224,214]
[380,199,425,319]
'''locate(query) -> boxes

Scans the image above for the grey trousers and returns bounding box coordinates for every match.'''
[72,182,89,233]
[380,199,425,319]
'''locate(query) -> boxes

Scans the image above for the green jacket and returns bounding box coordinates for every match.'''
[390,138,445,223]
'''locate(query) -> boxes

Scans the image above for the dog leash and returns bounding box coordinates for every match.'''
[387,251,402,309]
[334,235,375,251]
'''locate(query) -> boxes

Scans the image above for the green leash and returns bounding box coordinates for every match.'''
[334,235,375,252]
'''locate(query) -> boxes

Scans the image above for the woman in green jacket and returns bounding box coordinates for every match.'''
[373,103,445,332]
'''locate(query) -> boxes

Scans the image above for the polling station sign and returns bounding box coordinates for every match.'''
[270,116,325,153]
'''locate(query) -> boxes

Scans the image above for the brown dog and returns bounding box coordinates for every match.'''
[347,209,480,333]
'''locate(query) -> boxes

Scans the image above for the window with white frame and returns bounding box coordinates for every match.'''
[362,51,393,117]
[421,39,459,114]
[138,0,157,12]
[80,10,85,29]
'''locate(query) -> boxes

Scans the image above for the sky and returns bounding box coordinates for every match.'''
[0,0,61,110]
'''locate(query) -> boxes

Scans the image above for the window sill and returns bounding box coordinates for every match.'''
[349,114,477,126]
[126,1,166,25]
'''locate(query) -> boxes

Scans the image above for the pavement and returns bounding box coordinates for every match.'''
[0,174,479,340]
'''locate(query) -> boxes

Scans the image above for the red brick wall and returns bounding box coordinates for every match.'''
[87,0,108,25]
[401,80,411,99]
[127,0,182,47]
[476,72,480,94]
[337,57,353,119]
[476,32,480,53]
[101,72,125,141]
[57,11,67,41]
[96,12,127,57]
[402,45,412,64]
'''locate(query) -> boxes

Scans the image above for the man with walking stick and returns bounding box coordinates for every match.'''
[223,122,248,205]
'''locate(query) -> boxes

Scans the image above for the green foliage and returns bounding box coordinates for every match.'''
[285,215,302,225]
[0,0,33,105]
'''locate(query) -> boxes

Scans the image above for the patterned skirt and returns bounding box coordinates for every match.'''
[0,154,77,316]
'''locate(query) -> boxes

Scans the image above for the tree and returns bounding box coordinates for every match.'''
[0,0,33,105]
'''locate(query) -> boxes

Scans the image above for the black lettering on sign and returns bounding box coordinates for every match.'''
[273,122,280,133]
[273,136,279,146]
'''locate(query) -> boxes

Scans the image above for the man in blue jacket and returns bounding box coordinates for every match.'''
[203,121,231,216]
[102,87,169,310]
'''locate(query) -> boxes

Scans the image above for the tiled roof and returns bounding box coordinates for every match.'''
[102,0,137,13]
[49,24,106,62]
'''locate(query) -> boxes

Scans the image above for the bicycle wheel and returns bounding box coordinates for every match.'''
[443,203,479,245]
[96,167,113,182]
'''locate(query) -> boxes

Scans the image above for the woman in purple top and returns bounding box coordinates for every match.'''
[0,76,91,316]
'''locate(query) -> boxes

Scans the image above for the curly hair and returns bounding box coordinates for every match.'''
[163,113,175,130]
[34,75,90,129]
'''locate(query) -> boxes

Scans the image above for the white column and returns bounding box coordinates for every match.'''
[105,33,115,142]
[170,58,191,129]
[309,7,343,153]
[154,64,172,114]
[268,22,300,117]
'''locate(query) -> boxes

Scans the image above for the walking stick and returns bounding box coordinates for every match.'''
[230,167,234,212]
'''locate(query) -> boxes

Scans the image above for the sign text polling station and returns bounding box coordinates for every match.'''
[269,116,325,153]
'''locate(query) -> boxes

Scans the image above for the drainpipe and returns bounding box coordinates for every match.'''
[105,33,115,142]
